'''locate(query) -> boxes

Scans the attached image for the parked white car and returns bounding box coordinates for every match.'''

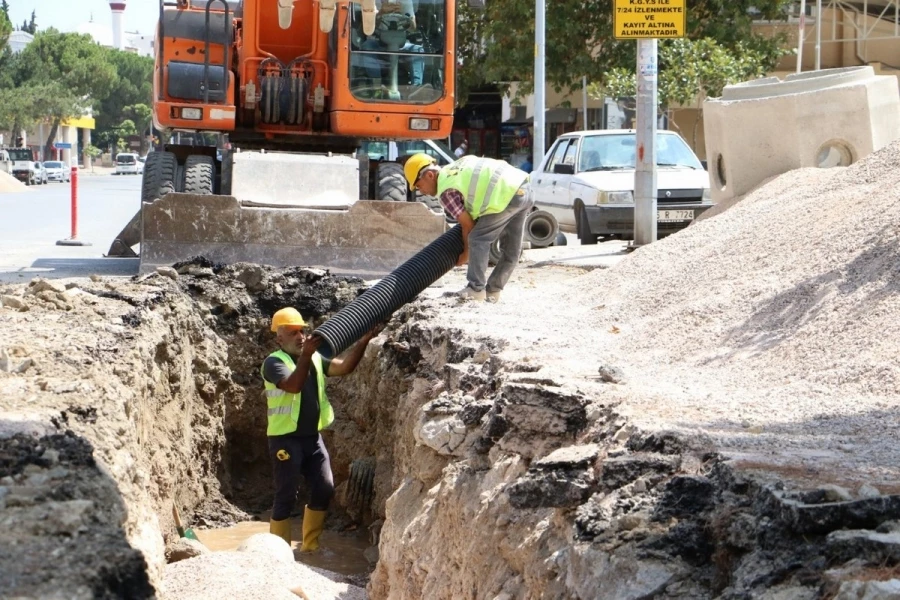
[531,130,712,244]
[43,161,71,183]
[114,153,143,175]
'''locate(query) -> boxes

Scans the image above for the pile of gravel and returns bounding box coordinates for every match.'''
[162,550,367,600]
[425,139,900,489]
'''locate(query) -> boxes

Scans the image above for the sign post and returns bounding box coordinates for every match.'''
[613,0,686,247]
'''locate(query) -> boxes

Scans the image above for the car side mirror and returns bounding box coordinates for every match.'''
[553,163,574,175]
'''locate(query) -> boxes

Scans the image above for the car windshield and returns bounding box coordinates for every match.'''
[44,161,63,168]
[578,133,703,171]
[117,155,136,164]
[8,149,32,161]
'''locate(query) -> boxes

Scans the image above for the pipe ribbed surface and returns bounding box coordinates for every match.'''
[315,225,463,358]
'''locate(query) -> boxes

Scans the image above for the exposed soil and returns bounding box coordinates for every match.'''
[3,140,900,598]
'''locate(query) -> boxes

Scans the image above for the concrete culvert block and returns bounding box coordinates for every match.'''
[237,532,296,565]
[703,66,900,205]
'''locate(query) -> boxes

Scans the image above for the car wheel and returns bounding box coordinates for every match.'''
[576,205,598,245]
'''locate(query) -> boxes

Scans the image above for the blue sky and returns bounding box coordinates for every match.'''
[9,0,160,36]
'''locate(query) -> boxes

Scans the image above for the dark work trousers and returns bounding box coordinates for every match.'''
[268,433,335,520]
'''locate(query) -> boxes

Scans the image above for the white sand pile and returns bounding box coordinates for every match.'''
[162,550,367,599]
[426,139,900,489]
[0,170,28,193]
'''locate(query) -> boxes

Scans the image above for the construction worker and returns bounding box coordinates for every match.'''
[404,153,533,302]
[263,307,381,551]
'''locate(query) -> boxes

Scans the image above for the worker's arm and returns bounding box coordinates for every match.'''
[456,212,475,266]
[277,336,321,394]
[326,324,384,377]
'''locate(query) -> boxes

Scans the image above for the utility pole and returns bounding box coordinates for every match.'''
[533,0,546,169]
[797,0,807,73]
[815,0,822,70]
[582,76,589,128]
[633,39,658,246]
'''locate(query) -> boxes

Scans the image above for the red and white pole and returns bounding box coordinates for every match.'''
[56,165,92,246]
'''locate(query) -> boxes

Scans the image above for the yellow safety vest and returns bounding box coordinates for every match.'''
[437,156,528,219]
[261,350,333,436]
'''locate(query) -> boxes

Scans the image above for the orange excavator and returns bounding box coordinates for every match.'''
[109,0,460,275]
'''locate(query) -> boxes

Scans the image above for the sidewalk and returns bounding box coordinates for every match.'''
[79,166,115,177]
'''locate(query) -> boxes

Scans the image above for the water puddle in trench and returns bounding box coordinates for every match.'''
[195,515,373,577]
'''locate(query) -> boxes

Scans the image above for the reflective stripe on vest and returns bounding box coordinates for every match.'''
[437,156,528,218]
[260,350,334,436]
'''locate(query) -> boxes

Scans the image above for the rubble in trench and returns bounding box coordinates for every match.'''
[4,142,900,598]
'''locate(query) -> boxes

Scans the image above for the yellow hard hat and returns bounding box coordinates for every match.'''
[271,307,307,332]
[404,153,437,191]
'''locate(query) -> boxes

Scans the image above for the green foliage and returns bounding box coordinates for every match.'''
[20,9,35,34]
[0,81,75,134]
[84,143,102,158]
[0,8,10,51]
[94,49,153,149]
[0,1,9,18]
[457,0,793,102]
[0,28,150,153]
[15,30,117,99]
[599,36,785,108]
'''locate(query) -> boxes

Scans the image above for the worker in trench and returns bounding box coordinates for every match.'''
[263,307,382,551]
[405,152,534,302]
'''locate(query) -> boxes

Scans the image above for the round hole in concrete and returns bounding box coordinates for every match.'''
[816,141,854,168]
[715,154,727,189]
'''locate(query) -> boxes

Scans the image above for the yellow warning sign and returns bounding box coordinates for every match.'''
[613,0,686,39]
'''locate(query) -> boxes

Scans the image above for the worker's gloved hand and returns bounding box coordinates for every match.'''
[301,334,322,357]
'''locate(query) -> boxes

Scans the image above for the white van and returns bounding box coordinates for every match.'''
[115,153,143,175]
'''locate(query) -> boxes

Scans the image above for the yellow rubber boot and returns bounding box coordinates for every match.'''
[269,518,292,547]
[300,506,326,552]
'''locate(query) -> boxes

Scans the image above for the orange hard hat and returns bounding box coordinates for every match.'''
[404,153,437,191]
[271,307,307,332]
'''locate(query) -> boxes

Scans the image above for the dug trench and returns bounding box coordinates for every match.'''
[2,257,900,598]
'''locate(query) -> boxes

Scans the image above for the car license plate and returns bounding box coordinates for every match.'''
[657,209,694,222]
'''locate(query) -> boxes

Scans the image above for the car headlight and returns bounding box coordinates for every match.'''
[602,191,634,204]
[702,188,712,202]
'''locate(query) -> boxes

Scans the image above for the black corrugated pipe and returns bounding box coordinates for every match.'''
[315,226,464,359]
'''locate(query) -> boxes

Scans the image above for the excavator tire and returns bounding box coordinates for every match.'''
[183,155,215,194]
[142,151,179,203]
[376,162,408,202]
[106,151,178,256]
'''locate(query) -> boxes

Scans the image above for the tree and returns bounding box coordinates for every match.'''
[457,0,793,102]
[0,7,10,52]
[13,29,117,157]
[598,36,785,145]
[21,9,36,34]
[94,48,153,152]
[0,1,9,19]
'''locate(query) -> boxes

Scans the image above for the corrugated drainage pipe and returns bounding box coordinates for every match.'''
[315,225,464,359]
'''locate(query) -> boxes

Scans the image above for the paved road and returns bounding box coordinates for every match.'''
[0,173,629,284]
[0,174,142,283]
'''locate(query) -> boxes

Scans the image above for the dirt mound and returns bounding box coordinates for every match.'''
[0,170,28,193]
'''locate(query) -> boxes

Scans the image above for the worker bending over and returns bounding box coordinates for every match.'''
[405,153,534,302]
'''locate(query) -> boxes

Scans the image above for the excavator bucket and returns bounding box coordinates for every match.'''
[138,193,447,277]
